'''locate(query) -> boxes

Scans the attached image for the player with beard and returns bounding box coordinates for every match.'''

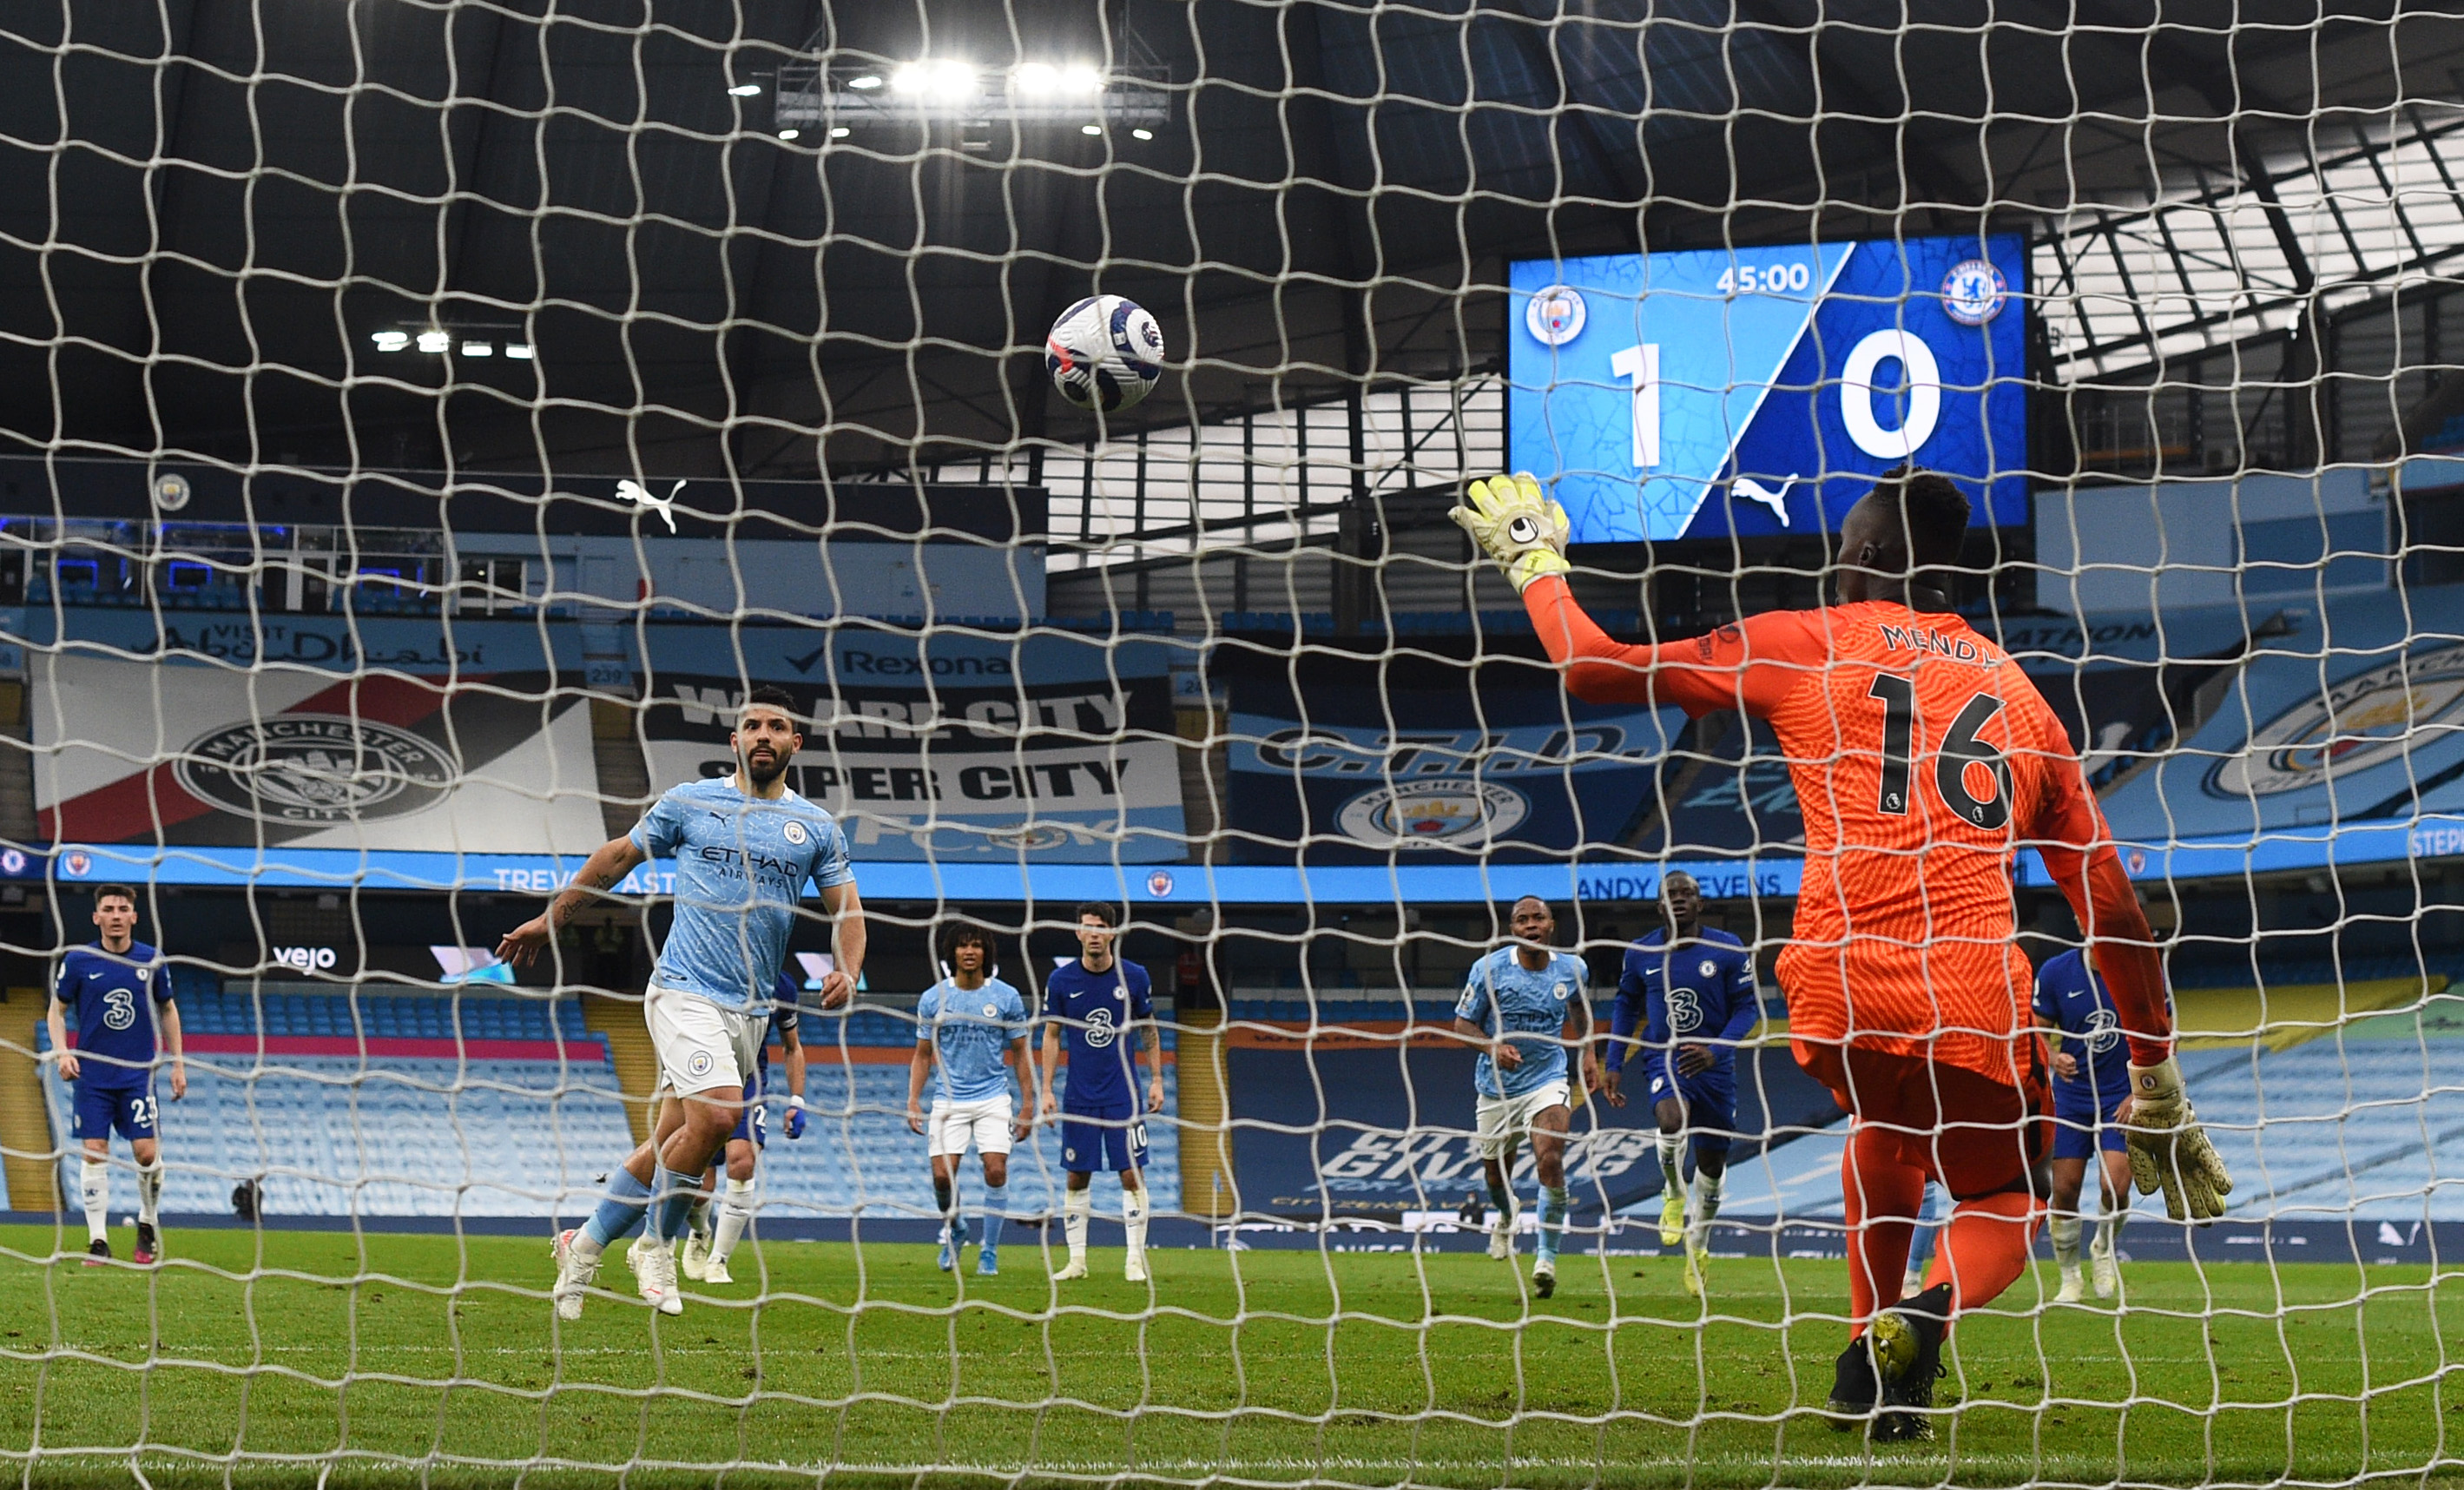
[500,685,863,1320]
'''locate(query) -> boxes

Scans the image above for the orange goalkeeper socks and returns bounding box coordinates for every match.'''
[1841,1122,1927,1334]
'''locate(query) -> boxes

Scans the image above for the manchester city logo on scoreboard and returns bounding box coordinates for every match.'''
[1524,285,1586,346]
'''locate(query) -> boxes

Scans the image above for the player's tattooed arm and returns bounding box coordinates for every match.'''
[495,834,649,967]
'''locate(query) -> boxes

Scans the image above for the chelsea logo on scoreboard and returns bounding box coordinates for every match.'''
[1941,259,2008,326]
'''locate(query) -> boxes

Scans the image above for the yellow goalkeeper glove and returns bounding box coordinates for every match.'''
[2123,1056,2233,1223]
[1450,472,1571,592]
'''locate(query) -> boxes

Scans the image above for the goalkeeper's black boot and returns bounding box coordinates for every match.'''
[1868,1282,1950,1443]
[1823,1336,1878,1430]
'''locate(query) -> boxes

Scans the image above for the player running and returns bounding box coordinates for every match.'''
[676,968,808,1286]
[1604,870,1757,1296]
[500,684,861,1321]
[1456,469,2230,1438]
[2034,946,2141,1302]
[1039,904,1164,1283]
[1452,895,1598,1300]
[906,923,1034,1276]
[47,885,184,1266]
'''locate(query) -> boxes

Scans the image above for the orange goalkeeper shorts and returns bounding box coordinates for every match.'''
[1793,1038,2051,1201]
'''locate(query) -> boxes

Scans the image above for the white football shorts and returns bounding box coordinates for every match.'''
[929,1094,1017,1157]
[1475,1079,1573,1159]
[646,980,761,1098]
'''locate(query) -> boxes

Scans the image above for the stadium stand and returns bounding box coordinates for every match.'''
[25,982,1175,1222]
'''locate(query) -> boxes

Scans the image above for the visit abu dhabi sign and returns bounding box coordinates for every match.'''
[1509,234,2029,542]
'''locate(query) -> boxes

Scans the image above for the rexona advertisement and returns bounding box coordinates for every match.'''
[1509,233,2028,543]
[1225,676,1684,864]
[636,627,1188,863]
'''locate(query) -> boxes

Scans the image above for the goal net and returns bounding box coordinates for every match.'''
[0,0,2461,1484]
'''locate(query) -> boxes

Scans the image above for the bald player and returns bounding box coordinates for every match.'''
[1455,470,2230,1439]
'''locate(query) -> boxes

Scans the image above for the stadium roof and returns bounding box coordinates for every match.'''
[0,0,2456,484]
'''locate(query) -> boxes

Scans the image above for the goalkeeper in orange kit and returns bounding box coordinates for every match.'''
[1454,470,2231,1441]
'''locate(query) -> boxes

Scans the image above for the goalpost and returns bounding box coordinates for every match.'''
[0,1,2461,1483]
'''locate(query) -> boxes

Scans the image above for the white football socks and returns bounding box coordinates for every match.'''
[710,1177,755,1266]
[2092,1210,2123,1260]
[80,1158,109,1243]
[1122,1187,1149,1268]
[1687,1169,1723,1249]
[1063,1189,1091,1263]
[1657,1131,1684,1193]
[2051,1214,2084,1270]
[136,1161,163,1226]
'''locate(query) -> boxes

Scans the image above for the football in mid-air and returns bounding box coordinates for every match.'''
[1046,294,1164,413]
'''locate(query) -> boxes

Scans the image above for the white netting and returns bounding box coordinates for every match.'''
[0,1,2459,1484]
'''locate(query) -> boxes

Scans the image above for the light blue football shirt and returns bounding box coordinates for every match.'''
[630,777,853,1012]
[1455,946,1586,1100]
[915,975,1031,1104]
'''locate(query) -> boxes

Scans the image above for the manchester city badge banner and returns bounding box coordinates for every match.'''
[1225,669,1685,865]
[32,650,607,854]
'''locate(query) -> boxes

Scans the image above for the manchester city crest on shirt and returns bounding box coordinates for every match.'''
[783,820,809,845]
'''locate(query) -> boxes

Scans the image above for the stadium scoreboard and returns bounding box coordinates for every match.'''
[1508,232,2030,544]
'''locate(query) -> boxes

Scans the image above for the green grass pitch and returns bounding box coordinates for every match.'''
[0,1223,2452,1487]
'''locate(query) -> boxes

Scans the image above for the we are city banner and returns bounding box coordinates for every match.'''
[636,625,1189,863]
[30,621,606,854]
[1224,669,1684,865]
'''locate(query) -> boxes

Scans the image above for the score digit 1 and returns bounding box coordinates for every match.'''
[1611,344,1660,471]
